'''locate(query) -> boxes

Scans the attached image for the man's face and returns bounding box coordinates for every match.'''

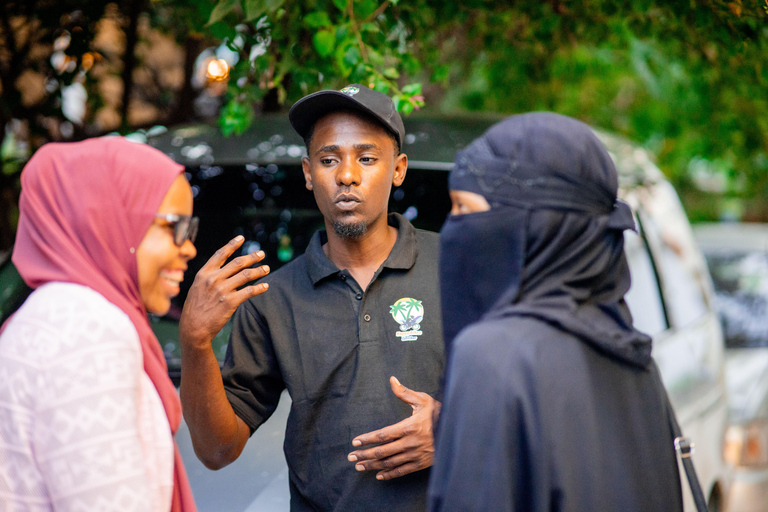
[302,111,407,239]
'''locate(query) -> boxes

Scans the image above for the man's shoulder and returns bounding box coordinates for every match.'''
[245,253,312,310]
[264,253,309,284]
[413,227,439,256]
[414,226,439,241]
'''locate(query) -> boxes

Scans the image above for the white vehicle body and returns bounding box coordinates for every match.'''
[601,132,730,511]
[694,222,768,512]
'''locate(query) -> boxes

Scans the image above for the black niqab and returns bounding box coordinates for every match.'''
[439,112,650,368]
[430,112,683,512]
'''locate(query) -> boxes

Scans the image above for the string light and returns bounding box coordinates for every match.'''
[206,58,230,81]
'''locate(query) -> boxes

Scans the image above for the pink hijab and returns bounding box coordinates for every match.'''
[12,136,196,512]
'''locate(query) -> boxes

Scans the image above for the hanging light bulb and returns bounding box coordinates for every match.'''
[206,58,230,81]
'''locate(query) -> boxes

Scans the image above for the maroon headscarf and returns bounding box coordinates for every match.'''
[12,136,196,512]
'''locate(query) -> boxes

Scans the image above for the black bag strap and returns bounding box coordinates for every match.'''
[664,390,709,512]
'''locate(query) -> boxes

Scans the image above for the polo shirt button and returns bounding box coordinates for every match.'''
[355,293,363,300]
[364,314,371,322]
[340,274,346,281]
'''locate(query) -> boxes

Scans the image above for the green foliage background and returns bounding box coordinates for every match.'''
[205,0,768,221]
[1,0,767,248]
[403,1,768,222]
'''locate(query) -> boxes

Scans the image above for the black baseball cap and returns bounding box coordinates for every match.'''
[288,84,405,149]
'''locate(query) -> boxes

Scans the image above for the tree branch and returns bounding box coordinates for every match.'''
[347,0,369,63]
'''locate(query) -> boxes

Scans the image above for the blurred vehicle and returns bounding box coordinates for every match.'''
[0,117,729,511]
[606,134,729,512]
[694,222,768,512]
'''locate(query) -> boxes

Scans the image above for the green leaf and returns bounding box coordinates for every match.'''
[207,22,238,41]
[313,30,336,57]
[370,77,390,93]
[351,63,368,82]
[343,45,362,68]
[335,23,350,40]
[400,53,422,75]
[431,64,450,83]
[243,0,284,21]
[304,11,332,28]
[335,42,352,74]
[219,99,254,136]
[360,23,379,33]
[332,0,347,11]
[367,49,383,66]
[263,0,284,13]
[207,0,240,26]
[355,0,377,20]
[401,82,422,96]
[383,67,399,79]
[243,0,265,20]
[399,101,414,115]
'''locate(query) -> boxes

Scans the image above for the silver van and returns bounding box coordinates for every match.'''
[603,132,730,511]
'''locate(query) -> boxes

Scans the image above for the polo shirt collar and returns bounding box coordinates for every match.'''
[305,212,418,285]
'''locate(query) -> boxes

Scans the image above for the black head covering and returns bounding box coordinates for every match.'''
[439,112,651,368]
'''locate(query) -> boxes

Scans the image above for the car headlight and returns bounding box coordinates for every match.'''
[724,419,768,468]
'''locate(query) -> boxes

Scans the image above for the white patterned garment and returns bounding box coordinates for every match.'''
[0,282,174,512]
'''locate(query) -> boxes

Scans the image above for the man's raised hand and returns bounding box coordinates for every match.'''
[179,235,270,347]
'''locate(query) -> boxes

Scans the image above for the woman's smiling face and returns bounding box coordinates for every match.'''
[136,174,197,315]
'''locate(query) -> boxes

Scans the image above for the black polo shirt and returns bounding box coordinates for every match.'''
[222,213,445,512]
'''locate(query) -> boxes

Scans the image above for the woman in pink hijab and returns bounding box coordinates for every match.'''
[0,137,197,511]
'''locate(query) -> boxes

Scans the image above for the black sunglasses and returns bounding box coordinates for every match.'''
[155,214,199,246]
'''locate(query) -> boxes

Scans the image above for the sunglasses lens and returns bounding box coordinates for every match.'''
[173,220,185,247]
[172,216,199,246]
[189,217,199,245]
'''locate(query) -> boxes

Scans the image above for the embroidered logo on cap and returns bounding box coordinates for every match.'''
[390,297,424,342]
[340,86,360,96]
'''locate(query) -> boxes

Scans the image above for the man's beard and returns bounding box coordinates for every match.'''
[333,219,367,238]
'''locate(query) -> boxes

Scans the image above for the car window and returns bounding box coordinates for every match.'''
[656,239,709,329]
[632,183,710,331]
[704,250,768,349]
[624,229,668,336]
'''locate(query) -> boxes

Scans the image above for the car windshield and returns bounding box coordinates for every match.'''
[705,250,768,348]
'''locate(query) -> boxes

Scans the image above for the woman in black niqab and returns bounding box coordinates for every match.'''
[428,112,684,512]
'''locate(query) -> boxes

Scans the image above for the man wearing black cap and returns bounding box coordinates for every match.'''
[179,84,444,511]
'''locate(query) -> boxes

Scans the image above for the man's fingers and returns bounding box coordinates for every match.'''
[225,263,270,290]
[352,419,407,448]
[202,235,246,271]
[376,461,422,481]
[348,435,409,463]
[219,250,268,280]
[390,376,430,409]
[351,450,412,472]
[229,282,270,306]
